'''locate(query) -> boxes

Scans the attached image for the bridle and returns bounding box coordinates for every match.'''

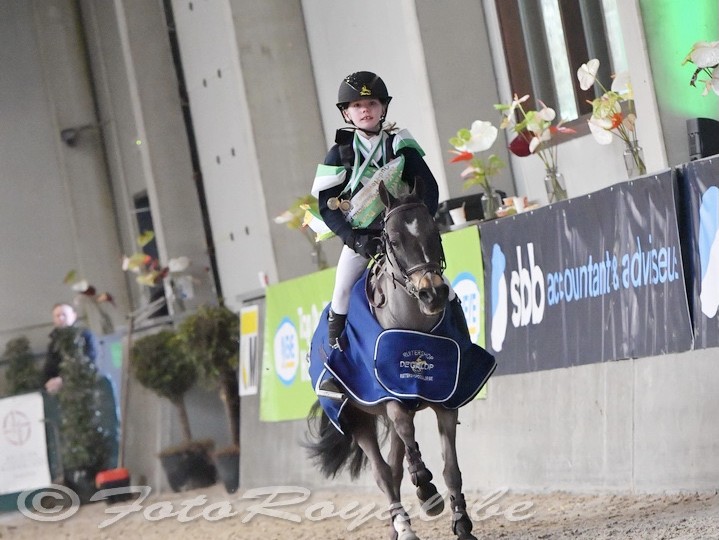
[367,200,446,307]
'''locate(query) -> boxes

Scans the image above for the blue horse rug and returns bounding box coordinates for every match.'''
[308,270,497,433]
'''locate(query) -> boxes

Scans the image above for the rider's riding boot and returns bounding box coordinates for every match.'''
[317,309,347,400]
[450,297,470,337]
[327,309,347,350]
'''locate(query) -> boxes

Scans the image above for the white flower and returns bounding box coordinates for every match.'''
[504,94,529,125]
[529,130,551,153]
[688,41,719,68]
[577,59,600,91]
[698,66,719,96]
[460,120,498,153]
[168,256,190,273]
[71,280,90,293]
[273,210,294,225]
[587,116,614,145]
[611,71,632,98]
[536,102,556,122]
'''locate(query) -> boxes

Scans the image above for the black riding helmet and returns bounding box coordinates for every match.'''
[336,71,392,125]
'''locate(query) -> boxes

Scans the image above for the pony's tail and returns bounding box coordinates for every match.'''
[304,400,369,479]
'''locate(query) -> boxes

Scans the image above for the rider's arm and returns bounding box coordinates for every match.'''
[317,145,357,246]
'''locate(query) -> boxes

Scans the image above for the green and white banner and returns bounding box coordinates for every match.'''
[260,268,335,421]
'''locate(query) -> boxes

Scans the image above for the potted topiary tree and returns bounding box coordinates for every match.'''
[176,304,240,493]
[53,327,111,503]
[129,328,216,492]
[2,336,42,395]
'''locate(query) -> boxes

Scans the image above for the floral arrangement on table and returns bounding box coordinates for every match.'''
[121,230,190,287]
[494,94,575,202]
[121,230,194,311]
[577,58,646,177]
[682,41,719,95]
[448,120,505,219]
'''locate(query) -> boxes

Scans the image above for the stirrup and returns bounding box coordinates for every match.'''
[316,388,345,400]
[317,377,344,401]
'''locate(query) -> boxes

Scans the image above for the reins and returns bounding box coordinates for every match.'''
[367,199,446,308]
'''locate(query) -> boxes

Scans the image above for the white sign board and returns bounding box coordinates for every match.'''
[0,392,51,495]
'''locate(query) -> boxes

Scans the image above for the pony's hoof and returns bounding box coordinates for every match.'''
[420,491,445,516]
[452,512,476,540]
[416,482,443,515]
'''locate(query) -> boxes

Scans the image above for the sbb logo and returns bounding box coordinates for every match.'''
[509,243,545,327]
[490,242,546,352]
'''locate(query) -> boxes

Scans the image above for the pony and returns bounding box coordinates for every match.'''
[306,180,495,540]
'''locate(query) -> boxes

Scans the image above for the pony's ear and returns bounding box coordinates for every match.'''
[412,176,425,200]
[379,180,396,208]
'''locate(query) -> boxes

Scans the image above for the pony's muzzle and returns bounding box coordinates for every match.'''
[416,274,449,314]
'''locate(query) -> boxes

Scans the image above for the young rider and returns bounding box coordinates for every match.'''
[311,71,441,396]
[312,71,439,396]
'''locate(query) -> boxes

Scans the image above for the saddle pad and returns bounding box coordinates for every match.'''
[374,329,460,402]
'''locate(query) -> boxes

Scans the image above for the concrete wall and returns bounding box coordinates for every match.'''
[418,349,719,493]
[0,0,130,346]
[240,305,719,494]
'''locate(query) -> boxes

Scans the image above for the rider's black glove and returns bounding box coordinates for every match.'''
[348,229,383,258]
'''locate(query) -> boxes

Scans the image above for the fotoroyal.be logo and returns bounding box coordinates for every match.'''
[699,186,719,318]
[489,242,546,352]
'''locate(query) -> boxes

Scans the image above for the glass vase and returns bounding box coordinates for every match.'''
[623,140,647,178]
[544,167,568,203]
[481,191,502,220]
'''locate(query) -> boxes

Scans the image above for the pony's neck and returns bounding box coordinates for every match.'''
[371,260,444,333]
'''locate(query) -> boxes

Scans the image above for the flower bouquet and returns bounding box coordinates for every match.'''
[448,120,505,219]
[577,58,646,177]
[495,95,575,202]
[122,231,190,287]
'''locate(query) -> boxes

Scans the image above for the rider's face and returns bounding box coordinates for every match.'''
[343,99,385,132]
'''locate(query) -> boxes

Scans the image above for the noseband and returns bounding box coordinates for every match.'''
[369,200,446,306]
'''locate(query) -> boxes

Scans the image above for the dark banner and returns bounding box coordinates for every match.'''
[679,157,719,348]
[479,171,693,376]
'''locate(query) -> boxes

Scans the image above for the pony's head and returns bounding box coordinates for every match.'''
[378,179,448,315]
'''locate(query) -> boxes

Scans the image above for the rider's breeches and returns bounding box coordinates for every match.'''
[331,245,369,315]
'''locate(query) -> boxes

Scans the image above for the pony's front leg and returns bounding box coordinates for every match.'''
[385,402,444,517]
[435,407,477,540]
[352,418,419,540]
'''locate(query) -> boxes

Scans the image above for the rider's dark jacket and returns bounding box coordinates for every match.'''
[316,128,440,249]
